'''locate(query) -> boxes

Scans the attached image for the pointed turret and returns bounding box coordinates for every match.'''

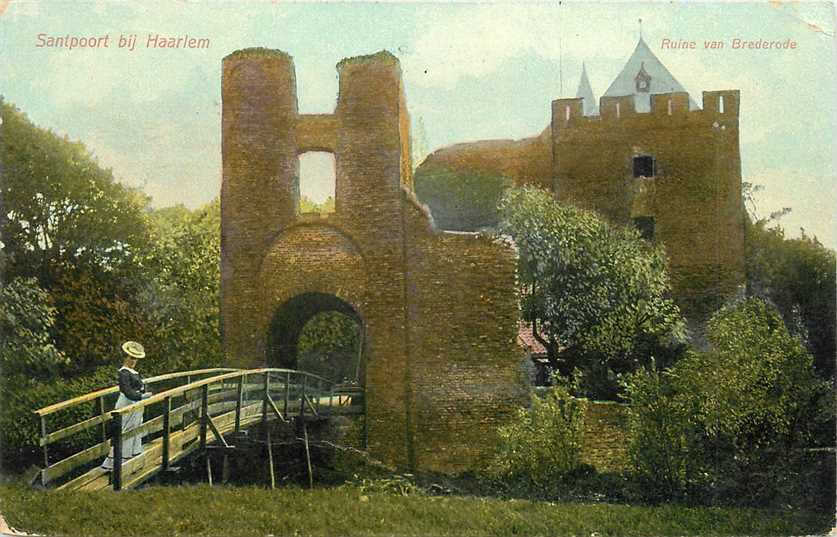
[603,36,698,112]
[575,63,598,116]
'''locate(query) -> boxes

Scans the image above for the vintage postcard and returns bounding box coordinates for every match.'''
[0,1,835,535]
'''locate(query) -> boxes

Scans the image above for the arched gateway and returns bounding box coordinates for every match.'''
[220,48,526,472]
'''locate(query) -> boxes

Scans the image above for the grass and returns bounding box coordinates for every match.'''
[0,482,832,537]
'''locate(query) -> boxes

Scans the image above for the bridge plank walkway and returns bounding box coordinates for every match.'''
[34,369,363,492]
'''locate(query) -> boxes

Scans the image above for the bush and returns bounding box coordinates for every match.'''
[0,278,69,379]
[0,368,114,472]
[623,298,834,509]
[487,382,587,497]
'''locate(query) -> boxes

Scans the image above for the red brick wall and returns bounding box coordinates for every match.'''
[221,49,523,472]
[419,129,553,190]
[552,91,745,317]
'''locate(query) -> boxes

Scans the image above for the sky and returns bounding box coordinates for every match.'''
[1,1,835,247]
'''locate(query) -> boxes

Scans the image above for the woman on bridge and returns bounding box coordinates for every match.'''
[101,341,152,470]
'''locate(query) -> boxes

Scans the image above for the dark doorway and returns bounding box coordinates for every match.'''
[267,293,363,383]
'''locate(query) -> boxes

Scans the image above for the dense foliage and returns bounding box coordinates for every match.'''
[414,165,511,231]
[746,218,836,378]
[499,187,686,397]
[0,278,68,379]
[623,298,833,508]
[296,311,361,382]
[138,201,223,373]
[299,195,335,214]
[0,101,223,469]
[1,101,155,373]
[487,382,587,497]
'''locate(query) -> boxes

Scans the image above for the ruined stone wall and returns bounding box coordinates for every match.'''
[403,194,526,472]
[552,91,745,318]
[419,129,553,190]
[581,401,629,473]
[222,48,524,473]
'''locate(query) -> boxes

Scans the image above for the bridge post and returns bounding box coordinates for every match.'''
[234,375,244,434]
[284,371,290,416]
[39,415,49,470]
[300,375,306,417]
[262,373,270,423]
[111,412,123,491]
[162,396,171,471]
[262,372,275,489]
[98,397,107,444]
[199,384,209,453]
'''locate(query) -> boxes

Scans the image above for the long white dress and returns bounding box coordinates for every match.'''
[101,367,146,470]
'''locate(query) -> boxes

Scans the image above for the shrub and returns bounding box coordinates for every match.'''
[487,382,587,497]
[0,278,69,379]
[623,298,834,508]
[0,367,114,472]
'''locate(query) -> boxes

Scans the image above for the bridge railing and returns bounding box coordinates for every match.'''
[33,368,363,490]
[32,368,240,487]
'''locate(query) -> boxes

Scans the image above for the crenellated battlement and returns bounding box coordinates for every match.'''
[552,89,740,129]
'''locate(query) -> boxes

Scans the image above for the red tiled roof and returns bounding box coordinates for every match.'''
[517,321,548,357]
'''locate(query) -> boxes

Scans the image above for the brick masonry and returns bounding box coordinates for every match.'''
[581,401,629,473]
[221,49,526,473]
[418,90,746,321]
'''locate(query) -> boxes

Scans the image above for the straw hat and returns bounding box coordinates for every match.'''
[121,341,146,359]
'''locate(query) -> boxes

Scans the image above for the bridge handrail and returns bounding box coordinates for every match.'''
[110,368,335,416]
[33,367,363,489]
[34,368,241,417]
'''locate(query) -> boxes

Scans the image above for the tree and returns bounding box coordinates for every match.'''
[299,195,335,215]
[624,298,833,506]
[414,166,511,231]
[488,380,587,497]
[499,187,685,397]
[296,311,361,382]
[1,100,155,372]
[745,219,835,378]
[0,101,151,287]
[137,200,224,373]
[0,278,69,379]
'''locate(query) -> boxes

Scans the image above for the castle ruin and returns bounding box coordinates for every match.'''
[220,49,526,472]
[419,37,746,318]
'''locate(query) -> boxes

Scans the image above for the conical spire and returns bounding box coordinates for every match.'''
[603,36,698,112]
[575,63,598,116]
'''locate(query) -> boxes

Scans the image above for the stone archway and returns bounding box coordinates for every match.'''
[266,292,363,384]
[221,48,524,472]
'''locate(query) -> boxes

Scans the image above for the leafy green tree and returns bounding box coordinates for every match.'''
[299,195,335,215]
[138,200,223,373]
[742,181,835,378]
[297,311,361,382]
[1,100,155,372]
[0,278,69,379]
[414,166,511,231]
[624,298,833,506]
[499,187,685,397]
[746,220,835,378]
[0,101,151,286]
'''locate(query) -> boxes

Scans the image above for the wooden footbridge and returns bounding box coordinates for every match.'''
[33,368,364,491]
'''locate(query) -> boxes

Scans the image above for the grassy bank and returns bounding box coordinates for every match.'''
[0,483,831,537]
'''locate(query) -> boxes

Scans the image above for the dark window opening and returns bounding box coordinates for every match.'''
[633,155,655,178]
[633,216,655,241]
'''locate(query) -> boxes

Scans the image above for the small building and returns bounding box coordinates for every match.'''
[517,322,551,386]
